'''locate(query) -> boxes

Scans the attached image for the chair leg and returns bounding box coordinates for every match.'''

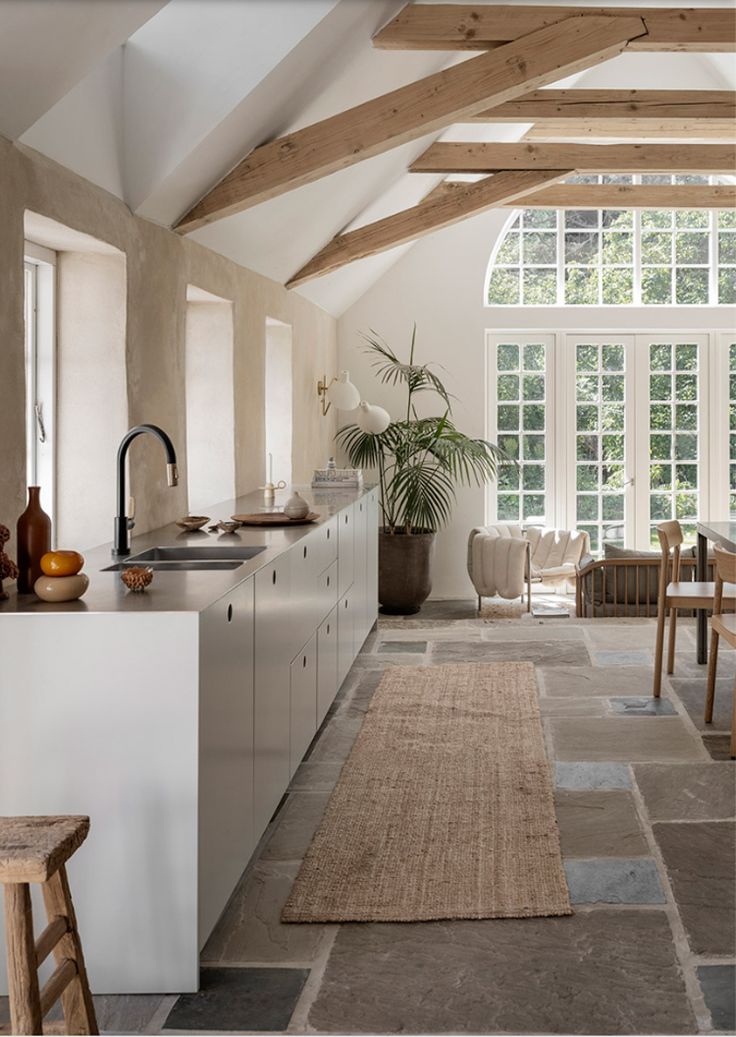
[653,601,667,697]
[477,594,482,614]
[666,606,678,674]
[41,866,99,1036]
[705,626,720,724]
[3,883,42,1035]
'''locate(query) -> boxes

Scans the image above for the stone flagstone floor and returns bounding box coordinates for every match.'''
[2,603,734,1034]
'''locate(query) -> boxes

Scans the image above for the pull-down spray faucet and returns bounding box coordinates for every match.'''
[113,424,178,555]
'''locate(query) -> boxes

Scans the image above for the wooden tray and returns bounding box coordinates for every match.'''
[232,512,320,527]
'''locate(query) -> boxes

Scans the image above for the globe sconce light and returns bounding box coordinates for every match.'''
[317,371,361,416]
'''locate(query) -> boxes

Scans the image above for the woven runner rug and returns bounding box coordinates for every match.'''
[282,662,571,923]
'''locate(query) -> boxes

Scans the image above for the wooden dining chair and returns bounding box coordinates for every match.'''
[705,542,736,758]
[653,520,735,697]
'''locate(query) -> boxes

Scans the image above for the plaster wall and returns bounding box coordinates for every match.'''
[0,135,337,557]
[338,207,736,599]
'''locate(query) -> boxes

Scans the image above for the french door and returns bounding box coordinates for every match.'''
[487,330,725,551]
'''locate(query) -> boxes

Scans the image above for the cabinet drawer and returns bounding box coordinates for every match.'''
[317,605,338,727]
[306,516,337,577]
[338,504,355,597]
[337,589,355,687]
[316,558,338,625]
[290,635,317,777]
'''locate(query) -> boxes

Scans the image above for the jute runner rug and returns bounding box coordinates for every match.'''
[282,661,571,923]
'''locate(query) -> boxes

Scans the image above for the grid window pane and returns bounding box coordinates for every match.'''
[575,342,627,554]
[648,342,701,542]
[731,344,736,520]
[495,342,548,525]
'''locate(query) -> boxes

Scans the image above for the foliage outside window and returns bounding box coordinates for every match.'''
[487,175,735,306]
[495,341,547,524]
[731,343,736,519]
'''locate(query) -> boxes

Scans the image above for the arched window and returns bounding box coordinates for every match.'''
[486,175,735,306]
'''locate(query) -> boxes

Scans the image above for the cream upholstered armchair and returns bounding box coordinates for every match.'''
[467,524,590,611]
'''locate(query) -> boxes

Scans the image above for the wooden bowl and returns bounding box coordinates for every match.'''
[176,516,210,532]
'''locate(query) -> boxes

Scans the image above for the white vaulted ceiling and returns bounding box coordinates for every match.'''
[3,0,735,316]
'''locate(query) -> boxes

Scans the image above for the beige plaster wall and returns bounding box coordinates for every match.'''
[0,136,337,556]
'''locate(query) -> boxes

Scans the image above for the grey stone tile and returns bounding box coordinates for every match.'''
[551,717,705,763]
[482,624,585,642]
[431,639,590,667]
[377,640,427,653]
[697,965,736,1033]
[340,669,383,715]
[704,734,736,761]
[593,650,652,667]
[306,712,364,764]
[0,993,164,1032]
[670,677,734,732]
[634,763,736,821]
[289,761,342,792]
[674,650,736,677]
[555,790,648,858]
[556,762,632,790]
[307,912,695,1034]
[564,858,666,904]
[541,665,655,698]
[352,652,430,669]
[540,696,609,717]
[414,598,480,620]
[609,696,678,716]
[164,966,308,1032]
[653,821,736,956]
[260,793,331,861]
[584,623,660,649]
[202,861,327,965]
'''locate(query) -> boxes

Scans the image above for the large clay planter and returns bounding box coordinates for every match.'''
[378,530,435,615]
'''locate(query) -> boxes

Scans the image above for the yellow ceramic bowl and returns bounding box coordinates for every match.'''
[40,550,84,577]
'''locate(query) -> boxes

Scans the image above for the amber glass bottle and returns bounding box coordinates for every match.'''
[16,486,52,593]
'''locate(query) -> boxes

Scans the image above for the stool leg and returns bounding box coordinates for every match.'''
[41,866,98,1036]
[3,883,42,1035]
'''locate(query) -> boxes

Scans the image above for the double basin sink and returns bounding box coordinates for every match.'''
[102,545,266,572]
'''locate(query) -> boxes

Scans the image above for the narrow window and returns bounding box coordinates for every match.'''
[23,242,56,534]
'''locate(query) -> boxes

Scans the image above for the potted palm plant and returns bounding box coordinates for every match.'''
[337,329,504,614]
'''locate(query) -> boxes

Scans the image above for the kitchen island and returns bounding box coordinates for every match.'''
[0,484,378,993]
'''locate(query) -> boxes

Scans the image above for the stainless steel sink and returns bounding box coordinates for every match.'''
[127,546,266,562]
[102,559,246,572]
[101,544,266,572]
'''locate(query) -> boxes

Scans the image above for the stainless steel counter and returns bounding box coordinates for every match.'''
[0,484,372,615]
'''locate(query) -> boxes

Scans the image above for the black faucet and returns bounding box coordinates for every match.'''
[113,424,179,555]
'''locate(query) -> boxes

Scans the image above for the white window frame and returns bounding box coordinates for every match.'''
[485,329,730,549]
[23,241,56,538]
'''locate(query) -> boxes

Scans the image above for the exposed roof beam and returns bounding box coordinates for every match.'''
[411,142,736,174]
[523,121,736,141]
[470,89,736,123]
[175,13,645,232]
[435,182,736,209]
[287,169,570,287]
[373,5,735,53]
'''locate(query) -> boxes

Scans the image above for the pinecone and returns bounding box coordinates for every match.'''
[120,566,154,592]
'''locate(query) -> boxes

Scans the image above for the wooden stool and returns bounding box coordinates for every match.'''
[0,817,98,1035]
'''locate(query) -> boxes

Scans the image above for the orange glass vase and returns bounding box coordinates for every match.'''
[16,486,52,594]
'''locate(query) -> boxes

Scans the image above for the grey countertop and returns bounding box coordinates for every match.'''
[0,484,372,616]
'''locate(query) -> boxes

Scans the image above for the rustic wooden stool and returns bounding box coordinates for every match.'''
[0,816,98,1035]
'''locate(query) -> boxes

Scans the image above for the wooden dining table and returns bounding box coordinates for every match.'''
[696,520,736,663]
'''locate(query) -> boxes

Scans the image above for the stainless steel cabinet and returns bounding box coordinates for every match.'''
[317,604,338,727]
[289,635,317,776]
[338,503,354,597]
[198,577,254,942]
[254,551,292,835]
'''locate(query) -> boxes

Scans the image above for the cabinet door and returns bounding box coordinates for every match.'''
[337,589,355,687]
[365,489,379,636]
[198,577,254,943]
[338,503,355,597]
[317,605,338,727]
[353,495,368,648]
[289,635,317,777]
[254,553,292,837]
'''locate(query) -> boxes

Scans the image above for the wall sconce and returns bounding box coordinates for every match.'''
[355,400,390,435]
[317,370,360,415]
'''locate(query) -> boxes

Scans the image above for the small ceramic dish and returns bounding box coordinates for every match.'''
[215,520,241,534]
[176,515,210,532]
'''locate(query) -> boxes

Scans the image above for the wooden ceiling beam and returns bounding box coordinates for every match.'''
[373,5,736,52]
[469,89,736,123]
[434,182,736,209]
[286,169,571,287]
[522,121,736,142]
[411,142,736,174]
[174,13,645,232]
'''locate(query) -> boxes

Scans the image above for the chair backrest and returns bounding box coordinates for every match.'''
[656,519,683,604]
[526,526,590,568]
[713,542,736,614]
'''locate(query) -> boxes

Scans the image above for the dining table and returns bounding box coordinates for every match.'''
[696,520,736,663]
